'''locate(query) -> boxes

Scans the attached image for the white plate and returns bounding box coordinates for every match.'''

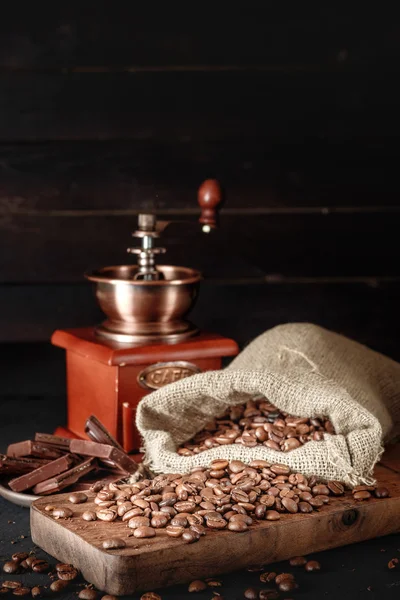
[0,483,39,508]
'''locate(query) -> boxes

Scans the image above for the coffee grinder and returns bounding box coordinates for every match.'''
[52,180,239,452]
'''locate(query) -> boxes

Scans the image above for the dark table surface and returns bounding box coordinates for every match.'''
[1,396,399,600]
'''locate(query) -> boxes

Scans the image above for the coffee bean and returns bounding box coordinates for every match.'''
[281,498,298,513]
[151,515,169,529]
[243,587,258,599]
[97,490,114,501]
[299,491,312,501]
[190,524,206,536]
[50,580,68,593]
[127,515,150,530]
[259,495,275,508]
[52,508,73,519]
[309,497,324,508]
[206,580,222,587]
[305,560,321,572]
[174,501,196,513]
[2,583,21,590]
[265,510,280,521]
[101,597,118,600]
[188,580,207,592]
[210,459,229,470]
[230,514,253,525]
[25,557,36,568]
[353,491,371,501]
[209,469,226,478]
[78,589,97,600]
[228,520,248,532]
[264,440,281,451]
[207,518,227,529]
[254,505,266,519]
[171,515,188,527]
[82,511,97,521]
[69,492,88,504]
[159,509,176,522]
[133,526,156,538]
[278,580,298,592]
[31,560,49,573]
[279,489,295,500]
[187,514,204,526]
[44,505,56,512]
[299,501,313,513]
[140,594,161,600]
[316,495,330,504]
[282,438,301,452]
[259,572,277,583]
[12,588,31,596]
[117,502,133,517]
[229,461,246,474]
[353,485,375,493]
[327,481,344,495]
[375,487,389,498]
[231,489,249,503]
[312,484,330,496]
[3,562,19,574]
[166,525,184,537]
[97,501,115,509]
[55,565,78,581]
[31,587,44,599]
[132,499,150,510]
[270,464,291,475]
[11,553,29,564]
[90,482,104,493]
[122,508,144,522]
[275,573,295,585]
[182,530,200,543]
[19,561,29,570]
[96,509,117,522]
[102,538,126,550]
[388,558,399,570]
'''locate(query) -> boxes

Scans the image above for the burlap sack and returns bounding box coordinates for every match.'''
[136,323,400,486]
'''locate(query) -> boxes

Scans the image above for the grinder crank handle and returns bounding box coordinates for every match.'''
[197,179,223,232]
[155,179,223,234]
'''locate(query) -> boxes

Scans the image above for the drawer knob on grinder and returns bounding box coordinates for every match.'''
[198,179,222,232]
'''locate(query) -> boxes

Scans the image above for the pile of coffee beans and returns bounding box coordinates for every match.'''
[46,459,389,544]
[177,397,335,455]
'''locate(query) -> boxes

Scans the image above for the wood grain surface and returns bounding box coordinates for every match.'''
[31,452,400,595]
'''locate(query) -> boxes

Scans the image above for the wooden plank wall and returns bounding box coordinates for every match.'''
[0,4,399,393]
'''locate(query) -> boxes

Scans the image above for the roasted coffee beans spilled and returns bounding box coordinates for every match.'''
[177,397,335,455]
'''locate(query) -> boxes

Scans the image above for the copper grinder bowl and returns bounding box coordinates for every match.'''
[85,265,201,343]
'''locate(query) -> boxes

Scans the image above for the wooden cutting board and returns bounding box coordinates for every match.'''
[30,447,400,596]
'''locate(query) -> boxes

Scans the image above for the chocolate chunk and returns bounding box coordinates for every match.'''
[34,433,72,450]
[70,440,137,475]
[7,441,64,460]
[32,458,96,495]
[8,454,75,492]
[85,415,124,451]
[0,454,50,475]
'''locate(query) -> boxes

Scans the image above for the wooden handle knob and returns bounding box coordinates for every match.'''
[198,179,222,230]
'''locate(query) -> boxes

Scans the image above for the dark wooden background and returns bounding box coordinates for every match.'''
[1,3,399,396]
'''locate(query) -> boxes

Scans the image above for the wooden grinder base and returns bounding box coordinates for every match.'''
[31,446,400,596]
[52,327,238,452]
